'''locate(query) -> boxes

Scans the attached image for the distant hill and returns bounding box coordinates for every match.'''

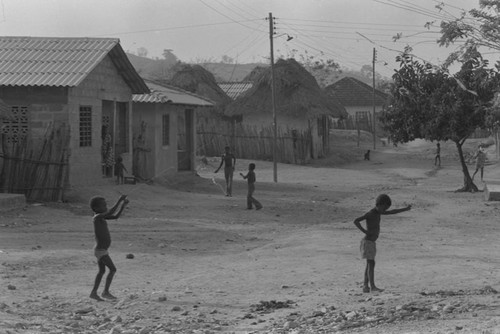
[126,53,266,83]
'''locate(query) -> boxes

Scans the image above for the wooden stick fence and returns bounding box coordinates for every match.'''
[0,124,69,201]
[197,120,312,164]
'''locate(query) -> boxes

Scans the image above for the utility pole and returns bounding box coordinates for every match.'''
[372,47,377,150]
[269,12,278,182]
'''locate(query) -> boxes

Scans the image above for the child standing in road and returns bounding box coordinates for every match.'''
[215,146,236,196]
[353,194,411,293]
[240,163,262,210]
[89,194,129,301]
[434,143,441,167]
[115,156,127,185]
[472,144,486,182]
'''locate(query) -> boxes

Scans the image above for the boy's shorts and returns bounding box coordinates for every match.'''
[94,248,109,260]
[360,238,376,260]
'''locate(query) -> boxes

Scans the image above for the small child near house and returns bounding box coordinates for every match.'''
[240,163,263,210]
[115,156,127,185]
[215,146,236,196]
[89,194,128,301]
[353,194,411,293]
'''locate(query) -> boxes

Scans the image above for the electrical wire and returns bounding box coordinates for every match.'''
[198,0,266,32]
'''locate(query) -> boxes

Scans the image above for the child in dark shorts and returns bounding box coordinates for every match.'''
[240,163,262,210]
[353,194,411,293]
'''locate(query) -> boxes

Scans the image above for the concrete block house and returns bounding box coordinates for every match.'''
[324,77,388,132]
[0,36,149,188]
[132,80,213,181]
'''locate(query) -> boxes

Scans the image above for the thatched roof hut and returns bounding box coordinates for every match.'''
[169,64,231,108]
[225,58,346,118]
[242,66,268,83]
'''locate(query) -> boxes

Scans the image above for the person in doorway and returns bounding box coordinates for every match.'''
[114,155,127,185]
[353,194,411,293]
[89,194,129,301]
[101,125,114,177]
[240,163,263,210]
[215,146,236,196]
[472,144,486,182]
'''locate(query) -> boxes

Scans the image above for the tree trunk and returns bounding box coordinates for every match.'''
[455,140,478,192]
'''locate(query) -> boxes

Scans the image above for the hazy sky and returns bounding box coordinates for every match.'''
[0,0,490,78]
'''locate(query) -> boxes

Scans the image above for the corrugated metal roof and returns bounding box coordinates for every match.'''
[0,36,149,93]
[133,81,214,107]
[218,81,253,100]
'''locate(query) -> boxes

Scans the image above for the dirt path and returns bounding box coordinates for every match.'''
[2,141,500,333]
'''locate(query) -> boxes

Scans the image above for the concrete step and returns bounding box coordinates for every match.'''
[484,183,500,201]
[0,193,26,211]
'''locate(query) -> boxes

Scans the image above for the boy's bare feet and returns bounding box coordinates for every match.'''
[362,287,370,293]
[90,292,104,301]
[371,287,384,293]
[101,292,117,300]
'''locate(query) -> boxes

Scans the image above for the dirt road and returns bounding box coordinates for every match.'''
[2,139,500,333]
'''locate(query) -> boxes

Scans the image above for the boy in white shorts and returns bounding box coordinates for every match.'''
[353,194,411,293]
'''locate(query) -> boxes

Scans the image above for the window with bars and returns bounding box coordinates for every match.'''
[162,114,170,146]
[1,106,29,144]
[79,106,92,147]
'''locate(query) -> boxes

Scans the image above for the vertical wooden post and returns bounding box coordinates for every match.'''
[372,47,377,150]
[269,12,278,182]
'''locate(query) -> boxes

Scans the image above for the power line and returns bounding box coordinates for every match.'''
[93,19,262,37]
[219,0,262,20]
[198,0,266,32]
[280,17,428,28]
[371,0,451,20]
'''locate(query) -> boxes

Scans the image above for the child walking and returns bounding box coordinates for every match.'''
[472,144,486,182]
[240,163,262,210]
[89,194,129,301]
[215,146,236,197]
[434,143,441,167]
[353,194,411,293]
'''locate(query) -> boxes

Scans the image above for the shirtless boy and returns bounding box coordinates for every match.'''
[353,194,411,293]
[215,146,236,196]
[89,194,129,301]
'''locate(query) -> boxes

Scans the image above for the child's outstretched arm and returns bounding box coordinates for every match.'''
[104,195,128,219]
[214,155,225,173]
[384,205,412,215]
[240,172,247,179]
[353,214,368,235]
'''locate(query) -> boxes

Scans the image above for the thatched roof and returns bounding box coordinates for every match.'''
[225,58,346,118]
[242,66,268,82]
[169,64,231,107]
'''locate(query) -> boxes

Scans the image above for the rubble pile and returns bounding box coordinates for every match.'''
[0,294,237,334]
[264,287,496,333]
[250,300,296,313]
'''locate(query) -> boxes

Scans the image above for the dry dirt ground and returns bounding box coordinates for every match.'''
[3,136,500,334]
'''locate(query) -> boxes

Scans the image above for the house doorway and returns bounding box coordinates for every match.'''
[101,101,129,177]
[101,100,114,177]
[177,109,193,171]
